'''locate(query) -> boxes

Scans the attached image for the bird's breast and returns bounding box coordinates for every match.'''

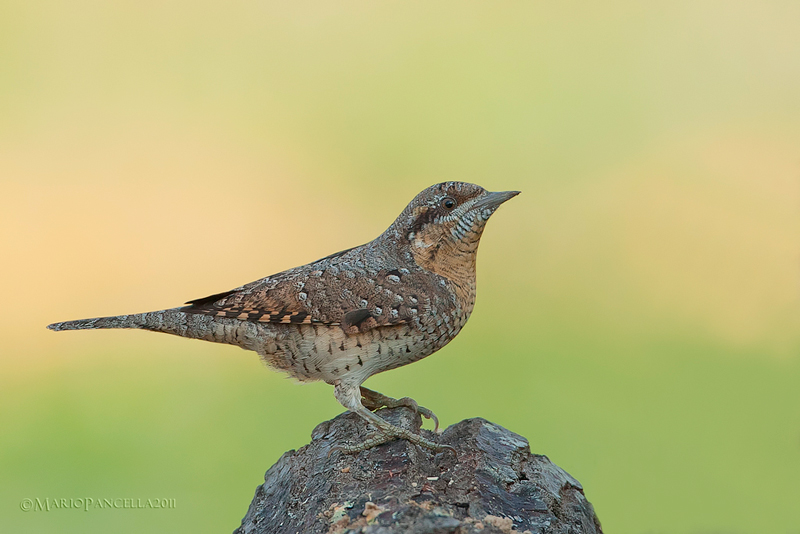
[255,317,464,386]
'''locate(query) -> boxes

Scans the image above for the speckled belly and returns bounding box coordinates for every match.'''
[257,322,457,385]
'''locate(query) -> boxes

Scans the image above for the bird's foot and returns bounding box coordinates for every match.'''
[360,387,440,432]
[328,423,456,457]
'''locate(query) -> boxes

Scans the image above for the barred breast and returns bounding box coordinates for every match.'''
[257,309,467,385]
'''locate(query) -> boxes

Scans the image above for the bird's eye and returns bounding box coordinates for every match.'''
[441,197,457,210]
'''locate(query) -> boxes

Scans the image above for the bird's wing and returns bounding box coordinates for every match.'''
[182,264,432,335]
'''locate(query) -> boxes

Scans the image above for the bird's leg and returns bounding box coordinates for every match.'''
[330,383,455,456]
[360,386,440,432]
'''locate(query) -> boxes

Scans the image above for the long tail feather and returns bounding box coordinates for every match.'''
[47,313,153,331]
[47,308,196,337]
[46,308,266,351]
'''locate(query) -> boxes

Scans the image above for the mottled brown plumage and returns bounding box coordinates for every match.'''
[48,182,519,453]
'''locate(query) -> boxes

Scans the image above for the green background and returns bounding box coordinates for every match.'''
[2,1,799,532]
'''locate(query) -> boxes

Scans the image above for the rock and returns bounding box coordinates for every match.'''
[234,407,602,534]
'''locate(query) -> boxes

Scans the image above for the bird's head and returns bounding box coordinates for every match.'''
[387,182,520,274]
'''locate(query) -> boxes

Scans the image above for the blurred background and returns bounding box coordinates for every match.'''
[1,1,799,532]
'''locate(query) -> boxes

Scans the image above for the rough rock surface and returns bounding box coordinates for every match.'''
[234,408,602,534]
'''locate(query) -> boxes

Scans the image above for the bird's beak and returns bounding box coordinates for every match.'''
[476,190,521,210]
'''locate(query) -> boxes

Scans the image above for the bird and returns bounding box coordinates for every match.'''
[48,182,519,454]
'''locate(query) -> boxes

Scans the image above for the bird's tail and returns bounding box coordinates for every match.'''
[48,312,162,332]
[47,308,264,350]
[47,308,206,339]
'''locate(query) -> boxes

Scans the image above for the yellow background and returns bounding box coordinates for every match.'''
[2,1,799,532]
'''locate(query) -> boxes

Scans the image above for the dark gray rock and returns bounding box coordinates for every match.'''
[234,408,602,534]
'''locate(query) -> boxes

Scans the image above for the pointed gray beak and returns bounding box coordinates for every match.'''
[476,190,521,210]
